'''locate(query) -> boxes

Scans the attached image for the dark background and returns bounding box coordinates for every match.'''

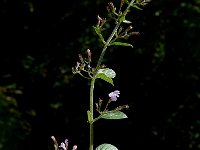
[0,0,200,149]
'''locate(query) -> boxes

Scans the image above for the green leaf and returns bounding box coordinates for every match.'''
[110,42,133,48]
[96,73,114,86]
[101,111,128,119]
[96,68,116,86]
[96,143,118,150]
[130,4,143,10]
[124,0,143,10]
[97,68,116,78]
[93,26,106,44]
[123,20,132,24]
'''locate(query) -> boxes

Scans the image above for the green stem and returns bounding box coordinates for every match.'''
[89,78,95,150]
[89,23,120,150]
[95,24,121,72]
[89,1,135,150]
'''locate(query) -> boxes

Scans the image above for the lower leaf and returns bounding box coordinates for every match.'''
[95,143,118,150]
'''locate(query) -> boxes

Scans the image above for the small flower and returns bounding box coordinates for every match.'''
[72,145,78,150]
[109,90,120,101]
[59,142,67,150]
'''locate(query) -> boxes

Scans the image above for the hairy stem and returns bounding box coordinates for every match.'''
[89,78,95,150]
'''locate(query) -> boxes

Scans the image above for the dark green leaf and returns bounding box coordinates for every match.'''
[110,42,133,48]
[101,111,128,119]
[96,73,114,86]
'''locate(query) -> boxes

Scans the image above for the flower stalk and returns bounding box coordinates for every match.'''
[89,1,138,150]
[70,0,149,150]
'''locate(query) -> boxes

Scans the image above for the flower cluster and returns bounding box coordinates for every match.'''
[72,49,94,79]
[51,136,77,150]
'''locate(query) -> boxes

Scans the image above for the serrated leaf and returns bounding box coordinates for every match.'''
[96,68,116,86]
[110,42,133,48]
[96,73,114,86]
[96,143,118,150]
[101,111,128,119]
[97,68,116,78]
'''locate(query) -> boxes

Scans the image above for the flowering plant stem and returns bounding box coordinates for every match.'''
[89,1,136,150]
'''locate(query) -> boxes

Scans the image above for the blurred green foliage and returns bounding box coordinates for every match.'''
[0,85,31,150]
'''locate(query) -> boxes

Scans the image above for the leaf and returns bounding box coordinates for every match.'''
[130,4,143,10]
[110,42,133,48]
[96,68,116,86]
[124,0,143,10]
[123,20,132,24]
[96,73,114,86]
[97,68,116,78]
[96,143,118,150]
[93,26,106,44]
[101,111,128,119]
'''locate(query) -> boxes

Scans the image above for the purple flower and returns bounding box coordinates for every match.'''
[59,142,67,150]
[58,139,69,150]
[109,90,120,101]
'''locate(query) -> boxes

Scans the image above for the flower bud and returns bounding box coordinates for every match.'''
[86,49,92,62]
[78,54,84,63]
[72,145,78,150]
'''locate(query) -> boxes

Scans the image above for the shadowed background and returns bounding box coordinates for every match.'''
[0,0,200,149]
